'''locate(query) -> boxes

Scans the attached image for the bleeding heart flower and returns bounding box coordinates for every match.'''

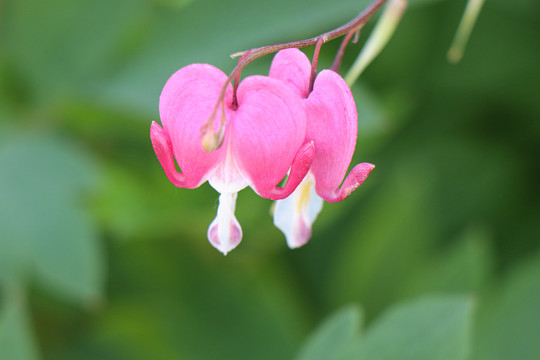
[269,49,375,249]
[151,63,314,254]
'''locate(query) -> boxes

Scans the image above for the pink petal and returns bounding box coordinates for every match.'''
[230,75,312,200]
[305,70,372,202]
[158,64,232,188]
[150,121,189,188]
[269,141,315,200]
[335,162,375,201]
[269,48,311,98]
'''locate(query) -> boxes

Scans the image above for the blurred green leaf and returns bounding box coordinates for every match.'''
[0,289,39,360]
[400,225,493,297]
[32,210,103,304]
[357,296,474,360]
[0,0,148,103]
[327,161,435,315]
[294,305,362,360]
[471,252,540,360]
[154,0,195,8]
[0,135,103,304]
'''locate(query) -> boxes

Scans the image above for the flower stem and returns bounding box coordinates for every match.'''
[309,37,326,93]
[201,0,388,150]
[331,29,358,73]
[447,0,485,63]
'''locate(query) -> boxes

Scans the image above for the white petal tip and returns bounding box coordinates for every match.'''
[207,214,243,255]
[207,192,243,255]
[286,231,311,249]
[282,214,312,249]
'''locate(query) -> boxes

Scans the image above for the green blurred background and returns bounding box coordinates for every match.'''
[0,0,539,359]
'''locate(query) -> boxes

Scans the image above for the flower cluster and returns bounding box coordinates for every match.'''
[150,49,374,254]
[150,0,389,254]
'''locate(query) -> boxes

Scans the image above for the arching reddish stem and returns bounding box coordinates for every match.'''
[201,0,388,150]
[331,30,357,73]
[309,37,326,93]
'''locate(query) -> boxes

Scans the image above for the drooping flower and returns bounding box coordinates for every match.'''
[269,49,375,248]
[151,63,314,254]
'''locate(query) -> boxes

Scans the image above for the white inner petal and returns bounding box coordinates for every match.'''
[207,192,243,255]
[273,174,324,248]
[208,137,249,193]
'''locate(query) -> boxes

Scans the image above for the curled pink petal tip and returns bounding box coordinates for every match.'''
[325,162,375,203]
